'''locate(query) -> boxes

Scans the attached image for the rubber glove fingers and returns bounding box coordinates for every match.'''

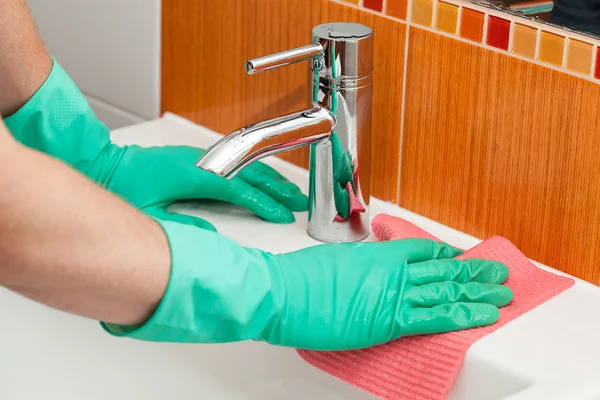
[407,258,509,285]
[267,239,514,350]
[404,257,514,307]
[390,258,512,341]
[105,146,298,225]
[216,177,296,224]
[1,57,303,225]
[147,209,217,232]
[100,227,513,351]
[173,145,308,214]
[238,162,309,212]
[400,302,501,336]
[370,238,464,262]
[404,281,513,307]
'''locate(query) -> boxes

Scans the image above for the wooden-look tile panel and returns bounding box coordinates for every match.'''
[161,0,406,202]
[401,27,600,284]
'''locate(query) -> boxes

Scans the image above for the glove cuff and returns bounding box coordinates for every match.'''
[101,219,285,344]
[4,57,111,171]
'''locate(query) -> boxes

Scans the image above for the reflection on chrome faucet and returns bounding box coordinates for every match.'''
[196,22,374,243]
[331,132,365,223]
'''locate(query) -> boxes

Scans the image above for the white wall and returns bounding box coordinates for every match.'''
[27,0,161,129]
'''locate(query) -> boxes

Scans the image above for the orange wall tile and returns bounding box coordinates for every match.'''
[162,0,407,202]
[402,27,600,285]
[411,0,434,27]
[567,39,594,75]
[539,31,565,66]
[460,8,485,43]
[512,23,538,59]
[436,1,459,34]
[387,0,408,20]
[162,0,600,285]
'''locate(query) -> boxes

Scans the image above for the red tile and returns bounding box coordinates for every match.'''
[364,0,384,12]
[596,47,600,80]
[487,16,511,50]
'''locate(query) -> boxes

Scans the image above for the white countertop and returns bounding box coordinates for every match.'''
[1,113,599,400]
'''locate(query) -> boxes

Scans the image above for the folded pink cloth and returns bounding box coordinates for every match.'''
[297,214,575,400]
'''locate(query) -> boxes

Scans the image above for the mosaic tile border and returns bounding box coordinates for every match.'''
[337,0,600,83]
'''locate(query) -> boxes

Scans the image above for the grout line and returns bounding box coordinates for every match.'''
[382,0,388,14]
[508,16,516,53]
[562,36,569,68]
[591,45,598,78]
[534,27,541,60]
[482,11,490,45]
[397,0,415,204]
[456,4,463,35]
[431,0,439,30]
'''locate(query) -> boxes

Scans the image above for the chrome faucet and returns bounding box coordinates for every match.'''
[196,22,374,243]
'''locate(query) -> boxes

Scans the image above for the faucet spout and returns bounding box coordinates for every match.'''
[195,106,334,178]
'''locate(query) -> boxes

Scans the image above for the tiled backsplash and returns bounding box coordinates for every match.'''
[162,0,600,285]
[342,0,600,81]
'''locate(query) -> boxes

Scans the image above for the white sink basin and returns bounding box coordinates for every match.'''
[2,113,600,400]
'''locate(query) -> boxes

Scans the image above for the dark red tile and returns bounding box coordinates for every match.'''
[487,16,511,51]
[596,47,600,80]
[364,0,384,12]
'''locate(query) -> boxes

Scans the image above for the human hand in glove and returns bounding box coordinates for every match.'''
[4,59,308,231]
[103,220,513,351]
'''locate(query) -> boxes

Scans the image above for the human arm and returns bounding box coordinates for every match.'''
[0,0,513,350]
[1,0,308,228]
[0,120,171,326]
[0,118,512,350]
[0,0,51,117]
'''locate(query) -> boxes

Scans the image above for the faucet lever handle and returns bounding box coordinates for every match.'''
[245,43,323,75]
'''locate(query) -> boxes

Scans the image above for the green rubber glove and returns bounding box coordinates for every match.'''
[88,145,307,230]
[103,220,513,351]
[4,58,308,230]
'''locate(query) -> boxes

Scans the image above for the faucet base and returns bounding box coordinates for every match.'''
[307,224,370,244]
[307,139,371,243]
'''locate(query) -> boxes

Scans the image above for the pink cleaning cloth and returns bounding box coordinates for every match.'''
[297,213,575,400]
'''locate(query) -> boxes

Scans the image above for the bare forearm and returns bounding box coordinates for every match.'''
[0,123,171,326]
[0,0,52,116]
